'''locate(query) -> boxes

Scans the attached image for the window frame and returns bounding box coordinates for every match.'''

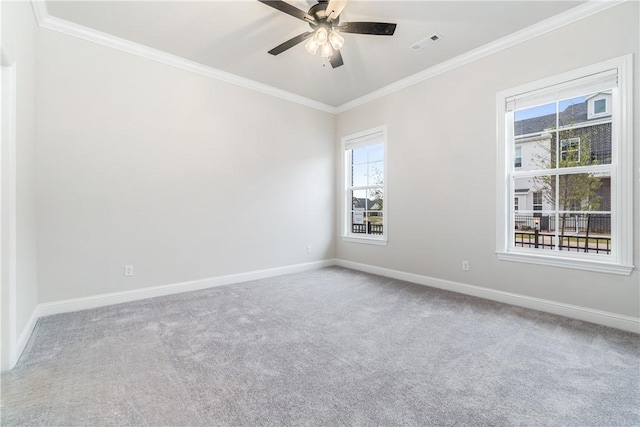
[496,55,633,275]
[341,125,388,246]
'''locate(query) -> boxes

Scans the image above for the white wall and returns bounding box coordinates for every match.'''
[335,2,640,318]
[1,0,39,367]
[35,29,335,303]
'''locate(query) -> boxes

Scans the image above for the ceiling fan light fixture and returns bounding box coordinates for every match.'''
[314,26,329,45]
[304,38,320,54]
[320,43,333,58]
[328,30,344,50]
[258,0,398,69]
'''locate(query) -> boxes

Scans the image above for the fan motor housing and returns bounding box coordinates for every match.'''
[308,1,339,27]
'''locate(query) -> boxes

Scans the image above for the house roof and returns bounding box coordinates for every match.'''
[353,197,380,210]
[514,101,605,136]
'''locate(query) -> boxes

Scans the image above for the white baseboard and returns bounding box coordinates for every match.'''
[37,259,335,318]
[14,308,39,367]
[335,259,640,334]
[10,257,638,370]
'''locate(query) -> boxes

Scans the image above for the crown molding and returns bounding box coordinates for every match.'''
[31,0,627,115]
[30,1,337,114]
[334,0,628,113]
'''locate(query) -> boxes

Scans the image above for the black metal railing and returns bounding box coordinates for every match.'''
[352,223,384,235]
[514,231,611,254]
[514,214,611,234]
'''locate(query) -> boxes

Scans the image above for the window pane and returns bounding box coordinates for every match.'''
[368,143,384,162]
[594,99,606,114]
[514,214,611,254]
[519,137,554,171]
[351,189,367,209]
[558,173,611,212]
[555,125,611,167]
[368,189,383,211]
[352,164,367,187]
[350,189,367,234]
[559,96,585,127]
[368,161,383,185]
[352,146,368,165]
[514,102,557,136]
[366,212,384,235]
[557,213,611,254]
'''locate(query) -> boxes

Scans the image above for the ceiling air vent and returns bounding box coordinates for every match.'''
[410,33,442,51]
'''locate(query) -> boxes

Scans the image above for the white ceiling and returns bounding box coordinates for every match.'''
[44,0,586,107]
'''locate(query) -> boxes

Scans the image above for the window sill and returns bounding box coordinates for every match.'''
[342,235,388,246]
[496,251,634,275]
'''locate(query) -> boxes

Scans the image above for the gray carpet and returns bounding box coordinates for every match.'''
[1,266,639,426]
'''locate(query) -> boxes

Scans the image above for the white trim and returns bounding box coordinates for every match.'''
[341,236,388,246]
[496,54,634,274]
[335,1,628,113]
[37,260,334,317]
[342,125,388,242]
[496,251,633,276]
[30,4,336,114]
[31,0,627,114]
[617,53,634,270]
[1,61,18,371]
[30,0,48,27]
[15,308,38,366]
[335,259,640,334]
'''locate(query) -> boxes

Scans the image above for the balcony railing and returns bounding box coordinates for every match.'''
[514,231,611,254]
[352,223,384,235]
[514,214,611,234]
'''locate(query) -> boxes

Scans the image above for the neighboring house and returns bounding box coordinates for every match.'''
[513,91,612,233]
[352,197,382,211]
[351,197,383,233]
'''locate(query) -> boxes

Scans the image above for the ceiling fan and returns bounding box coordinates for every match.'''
[258,0,397,68]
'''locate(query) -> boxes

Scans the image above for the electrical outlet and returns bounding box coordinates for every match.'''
[306,246,312,254]
[462,261,470,271]
[124,265,134,276]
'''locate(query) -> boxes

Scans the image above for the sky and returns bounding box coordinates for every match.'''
[515,96,586,121]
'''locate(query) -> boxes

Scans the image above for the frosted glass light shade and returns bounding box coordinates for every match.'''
[328,31,344,50]
[320,43,333,58]
[314,27,328,45]
[305,38,319,55]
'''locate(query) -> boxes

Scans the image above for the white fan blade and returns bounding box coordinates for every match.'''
[326,0,347,21]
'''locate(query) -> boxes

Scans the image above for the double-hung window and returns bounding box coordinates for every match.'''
[497,55,633,275]
[342,126,387,245]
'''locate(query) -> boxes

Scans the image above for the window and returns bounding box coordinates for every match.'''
[514,197,519,211]
[496,55,633,275]
[514,145,522,168]
[532,192,542,216]
[588,94,611,119]
[560,137,581,163]
[342,126,387,245]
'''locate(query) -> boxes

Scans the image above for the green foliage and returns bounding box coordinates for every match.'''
[532,126,603,236]
[533,128,603,212]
